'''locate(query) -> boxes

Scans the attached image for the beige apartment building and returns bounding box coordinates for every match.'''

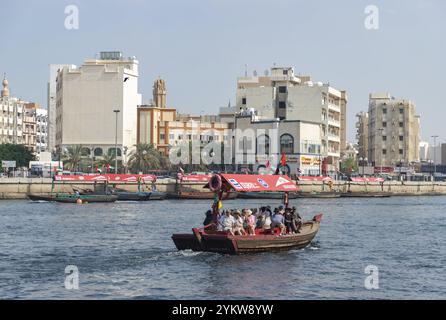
[235,66,347,175]
[55,51,142,160]
[355,111,369,160]
[137,79,229,156]
[357,93,420,167]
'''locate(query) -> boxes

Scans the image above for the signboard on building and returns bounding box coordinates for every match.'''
[300,156,321,167]
[374,166,394,174]
[1,161,16,168]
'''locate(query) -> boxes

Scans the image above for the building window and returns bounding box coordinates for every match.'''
[383,108,387,114]
[81,147,91,157]
[160,133,165,140]
[399,122,404,128]
[399,108,404,114]
[280,134,294,154]
[242,98,247,105]
[399,149,404,155]
[94,147,103,157]
[256,134,270,155]
[283,70,288,75]
[278,86,287,93]
[169,134,174,140]
[278,101,286,109]
[108,148,122,157]
[382,122,387,127]
[383,136,387,141]
[399,136,404,141]
[383,149,387,155]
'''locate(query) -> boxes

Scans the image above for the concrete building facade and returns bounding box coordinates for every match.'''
[355,112,369,160]
[55,52,142,161]
[235,66,347,175]
[358,93,421,167]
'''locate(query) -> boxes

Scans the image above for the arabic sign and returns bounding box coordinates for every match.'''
[221,174,299,192]
[54,174,156,182]
[300,156,321,167]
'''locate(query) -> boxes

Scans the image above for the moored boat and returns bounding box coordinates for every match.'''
[28,193,118,203]
[168,191,238,200]
[340,192,391,198]
[238,191,299,200]
[296,192,341,198]
[172,174,322,255]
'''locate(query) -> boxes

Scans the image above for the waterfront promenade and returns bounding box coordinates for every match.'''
[1,178,446,199]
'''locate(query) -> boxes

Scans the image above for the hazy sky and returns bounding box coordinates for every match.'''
[1,0,445,142]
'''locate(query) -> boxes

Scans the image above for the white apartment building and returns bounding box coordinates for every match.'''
[0,75,25,145]
[234,111,322,176]
[235,66,347,175]
[47,64,75,153]
[56,52,142,160]
[35,108,48,153]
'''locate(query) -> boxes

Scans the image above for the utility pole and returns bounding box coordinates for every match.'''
[113,109,120,174]
[431,135,439,180]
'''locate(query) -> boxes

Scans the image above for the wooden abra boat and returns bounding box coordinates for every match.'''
[172,174,322,255]
[168,191,238,200]
[340,192,391,198]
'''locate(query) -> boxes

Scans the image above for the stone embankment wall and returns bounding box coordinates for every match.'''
[1,178,446,199]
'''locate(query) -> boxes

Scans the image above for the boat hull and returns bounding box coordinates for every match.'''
[296,192,341,198]
[341,192,391,198]
[28,194,118,203]
[115,191,166,201]
[172,217,321,255]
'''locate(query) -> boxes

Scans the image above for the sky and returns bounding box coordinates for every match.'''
[1,0,446,143]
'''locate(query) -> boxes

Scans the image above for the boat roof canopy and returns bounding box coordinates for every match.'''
[220,174,299,192]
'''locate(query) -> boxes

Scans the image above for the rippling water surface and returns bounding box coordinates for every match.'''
[0,197,445,299]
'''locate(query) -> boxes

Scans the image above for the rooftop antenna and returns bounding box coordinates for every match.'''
[244,64,248,77]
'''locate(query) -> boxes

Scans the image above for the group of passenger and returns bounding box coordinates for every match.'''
[204,205,303,236]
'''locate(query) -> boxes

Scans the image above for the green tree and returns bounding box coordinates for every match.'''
[340,157,358,176]
[127,143,169,173]
[62,145,83,172]
[0,143,35,169]
[94,154,121,172]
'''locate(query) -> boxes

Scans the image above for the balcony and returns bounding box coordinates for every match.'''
[328,103,341,113]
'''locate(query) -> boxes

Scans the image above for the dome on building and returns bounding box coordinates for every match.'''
[1,74,10,97]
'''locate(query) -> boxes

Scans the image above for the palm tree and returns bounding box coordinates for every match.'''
[62,145,83,172]
[127,143,168,173]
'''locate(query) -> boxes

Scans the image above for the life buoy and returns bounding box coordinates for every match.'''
[209,174,222,192]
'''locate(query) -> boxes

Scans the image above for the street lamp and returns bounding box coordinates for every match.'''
[431,135,439,179]
[378,128,384,176]
[113,109,120,174]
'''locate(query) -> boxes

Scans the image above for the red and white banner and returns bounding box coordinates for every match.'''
[374,167,394,174]
[297,176,333,182]
[180,174,212,182]
[54,174,156,182]
[221,174,299,192]
[350,177,385,183]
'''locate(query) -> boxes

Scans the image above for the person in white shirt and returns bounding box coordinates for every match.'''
[220,210,235,236]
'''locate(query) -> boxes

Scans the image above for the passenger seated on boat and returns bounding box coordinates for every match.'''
[220,210,235,236]
[291,207,303,232]
[271,209,286,235]
[245,210,256,236]
[233,210,246,236]
[284,208,298,234]
[203,209,213,226]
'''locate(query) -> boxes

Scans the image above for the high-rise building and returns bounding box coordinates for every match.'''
[235,66,347,175]
[47,64,75,153]
[358,93,421,167]
[55,52,142,160]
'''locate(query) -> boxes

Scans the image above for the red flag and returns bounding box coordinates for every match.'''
[280,153,287,166]
[266,160,271,169]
